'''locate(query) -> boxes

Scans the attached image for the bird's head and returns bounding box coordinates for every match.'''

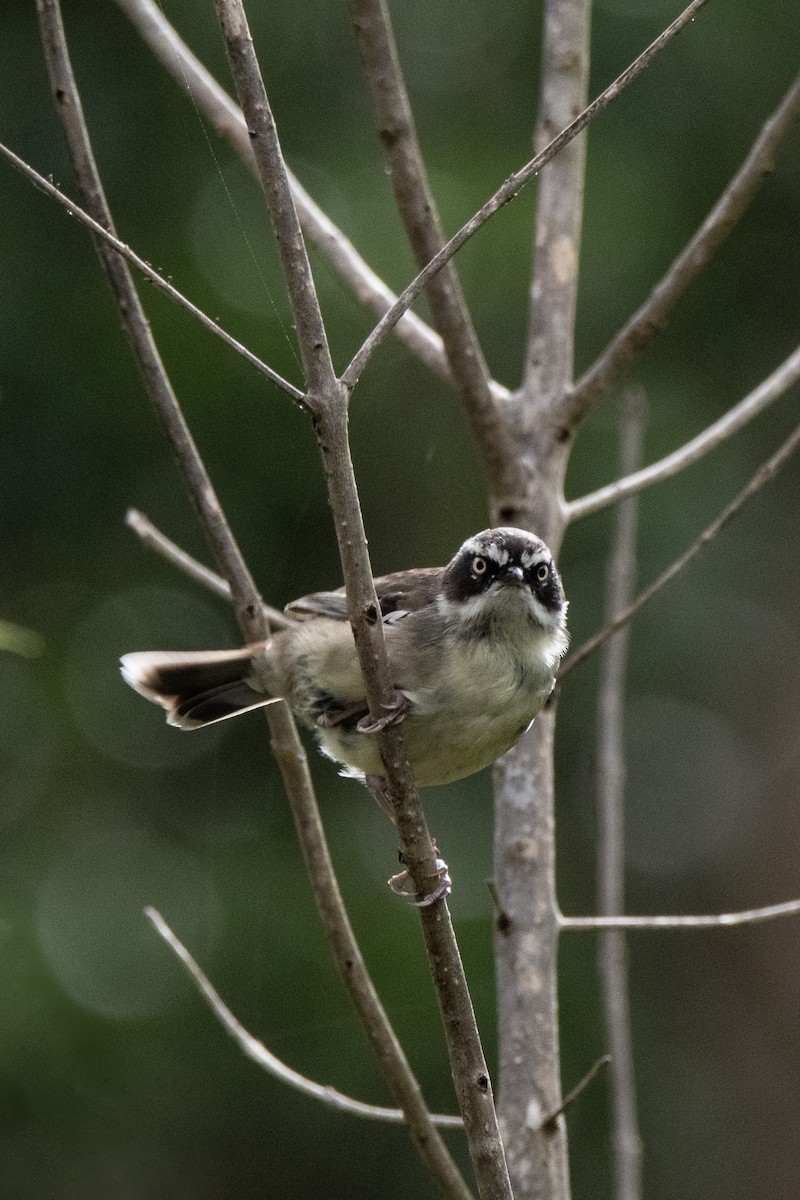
[441,527,567,633]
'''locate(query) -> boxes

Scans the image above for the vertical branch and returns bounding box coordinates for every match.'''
[267,701,477,1200]
[493,708,566,1200]
[596,393,645,1200]
[523,0,592,411]
[212,6,512,1197]
[493,4,591,1200]
[312,402,513,1200]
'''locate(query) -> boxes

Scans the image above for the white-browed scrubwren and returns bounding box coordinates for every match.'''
[121,527,568,789]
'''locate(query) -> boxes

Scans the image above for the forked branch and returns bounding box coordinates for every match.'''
[112,0,497,395]
[562,414,800,677]
[567,342,800,523]
[567,72,800,426]
[0,140,304,405]
[211,0,335,397]
[342,0,711,389]
[349,0,515,496]
[125,509,294,629]
[264,698,476,1200]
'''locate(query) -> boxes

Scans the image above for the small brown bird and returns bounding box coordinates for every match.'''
[121,527,567,903]
[121,527,568,790]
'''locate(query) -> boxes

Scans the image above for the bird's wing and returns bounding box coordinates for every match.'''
[285,566,443,623]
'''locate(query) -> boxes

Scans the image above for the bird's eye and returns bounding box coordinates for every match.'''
[472,556,488,575]
[536,562,550,582]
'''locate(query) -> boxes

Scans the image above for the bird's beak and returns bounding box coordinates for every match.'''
[502,564,525,585]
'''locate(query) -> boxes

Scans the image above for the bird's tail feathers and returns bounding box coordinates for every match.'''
[120,644,278,730]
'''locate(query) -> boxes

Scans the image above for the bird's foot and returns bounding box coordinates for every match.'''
[356,692,409,734]
[388,845,452,907]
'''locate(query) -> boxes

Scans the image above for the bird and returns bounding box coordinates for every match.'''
[120,527,568,792]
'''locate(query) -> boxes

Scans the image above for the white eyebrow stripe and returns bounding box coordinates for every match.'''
[461,538,508,564]
[457,531,550,570]
[462,542,506,564]
[521,549,549,568]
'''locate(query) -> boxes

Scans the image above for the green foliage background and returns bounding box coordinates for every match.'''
[1,1,799,1197]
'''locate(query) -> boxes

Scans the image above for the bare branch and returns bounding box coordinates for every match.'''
[212,0,335,397]
[38,11,471,1195]
[208,0,418,920]
[560,899,800,931]
[567,73,800,426]
[311,399,511,1200]
[145,908,463,1129]
[35,0,267,638]
[348,0,516,496]
[211,7,508,1196]
[264,704,476,1200]
[109,0,508,399]
[342,0,711,391]
[561,414,800,678]
[0,140,305,406]
[494,2,591,1195]
[596,392,644,1200]
[539,1055,611,1130]
[522,0,591,405]
[124,509,294,630]
[566,342,800,523]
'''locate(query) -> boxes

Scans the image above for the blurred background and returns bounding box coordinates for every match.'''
[1,0,799,1197]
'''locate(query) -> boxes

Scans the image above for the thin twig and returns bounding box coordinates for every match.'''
[567,72,800,426]
[342,0,711,390]
[38,8,470,1196]
[124,509,294,630]
[560,898,800,930]
[145,908,463,1129]
[0,142,304,406]
[561,415,800,677]
[212,5,501,1197]
[109,0,513,400]
[596,392,645,1200]
[35,0,267,638]
[566,342,800,523]
[539,1055,611,1130]
[348,0,515,497]
[212,0,335,398]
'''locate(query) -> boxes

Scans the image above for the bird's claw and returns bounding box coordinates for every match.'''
[388,854,452,907]
[357,692,409,734]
